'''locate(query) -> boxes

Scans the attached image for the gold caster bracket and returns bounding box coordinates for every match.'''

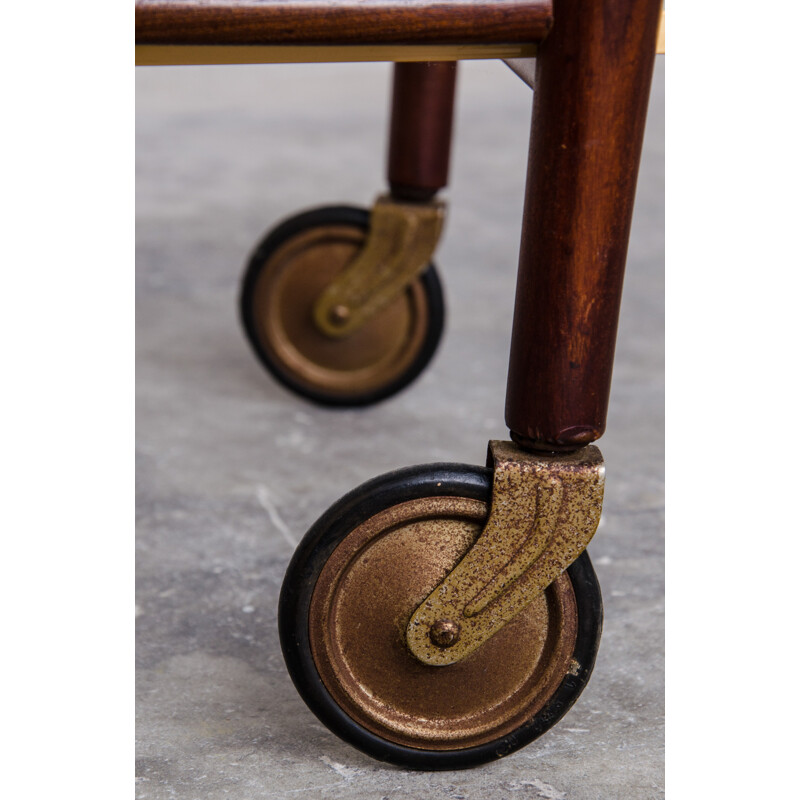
[312,194,446,338]
[406,440,605,666]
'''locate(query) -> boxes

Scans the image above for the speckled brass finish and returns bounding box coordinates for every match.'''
[407,443,603,666]
[248,223,429,398]
[308,496,577,750]
[312,195,445,338]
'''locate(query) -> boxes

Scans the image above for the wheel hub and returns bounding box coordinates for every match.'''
[250,224,428,396]
[308,496,578,750]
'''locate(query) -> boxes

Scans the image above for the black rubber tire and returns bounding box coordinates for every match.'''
[240,206,445,407]
[278,463,603,770]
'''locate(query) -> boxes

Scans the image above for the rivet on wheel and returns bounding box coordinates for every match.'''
[429,618,461,648]
[328,304,351,325]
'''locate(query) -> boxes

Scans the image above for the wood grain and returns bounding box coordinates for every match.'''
[135,1,554,46]
[504,0,662,452]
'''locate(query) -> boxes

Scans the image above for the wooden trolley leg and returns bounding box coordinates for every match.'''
[387,62,457,202]
[505,0,662,452]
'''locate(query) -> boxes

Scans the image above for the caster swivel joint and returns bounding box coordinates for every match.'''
[312,194,446,339]
[406,440,604,666]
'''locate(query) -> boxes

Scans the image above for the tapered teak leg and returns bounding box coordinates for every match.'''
[505,0,662,452]
[387,62,457,202]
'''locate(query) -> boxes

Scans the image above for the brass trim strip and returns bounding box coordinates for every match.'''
[135,43,539,66]
[657,9,665,54]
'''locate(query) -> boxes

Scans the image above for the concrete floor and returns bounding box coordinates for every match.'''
[136,58,664,799]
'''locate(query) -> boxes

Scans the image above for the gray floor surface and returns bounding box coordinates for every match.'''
[136,59,664,800]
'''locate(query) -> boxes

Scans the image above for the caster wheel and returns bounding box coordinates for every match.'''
[240,206,445,407]
[279,463,603,769]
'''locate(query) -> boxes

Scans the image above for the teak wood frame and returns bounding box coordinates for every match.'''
[506,0,661,451]
[136,0,662,449]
